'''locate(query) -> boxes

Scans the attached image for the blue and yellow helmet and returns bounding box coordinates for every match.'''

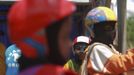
[85,6,116,27]
[85,6,117,37]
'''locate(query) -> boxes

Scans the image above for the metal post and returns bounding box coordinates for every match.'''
[117,0,127,74]
[117,0,127,53]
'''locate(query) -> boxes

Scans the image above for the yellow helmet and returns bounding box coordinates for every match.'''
[85,6,117,27]
[84,6,117,37]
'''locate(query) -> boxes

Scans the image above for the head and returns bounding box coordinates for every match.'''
[73,36,91,61]
[8,0,76,70]
[85,6,117,45]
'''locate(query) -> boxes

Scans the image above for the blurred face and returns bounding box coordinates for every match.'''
[94,21,116,44]
[58,17,72,59]
[74,43,88,52]
[73,43,88,60]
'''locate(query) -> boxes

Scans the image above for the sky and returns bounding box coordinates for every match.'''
[111,0,134,18]
[70,0,134,17]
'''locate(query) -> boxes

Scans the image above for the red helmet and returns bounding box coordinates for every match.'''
[8,0,75,43]
[8,0,75,58]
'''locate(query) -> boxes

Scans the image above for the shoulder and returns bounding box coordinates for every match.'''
[93,43,112,52]
[89,42,114,58]
[64,59,73,69]
[66,59,74,64]
[87,43,115,72]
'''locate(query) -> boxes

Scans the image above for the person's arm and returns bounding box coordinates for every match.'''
[87,45,134,75]
[105,49,134,74]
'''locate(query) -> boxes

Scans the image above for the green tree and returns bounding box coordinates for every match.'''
[127,15,134,48]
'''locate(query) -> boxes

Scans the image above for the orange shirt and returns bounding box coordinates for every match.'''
[81,43,134,75]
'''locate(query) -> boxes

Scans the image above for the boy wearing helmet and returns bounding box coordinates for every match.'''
[81,6,134,75]
[8,0,77,75]
[64,36,91,73]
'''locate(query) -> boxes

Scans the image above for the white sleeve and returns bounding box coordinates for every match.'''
[90,45,114,72]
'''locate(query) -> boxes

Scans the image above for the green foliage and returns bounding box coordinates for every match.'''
[127,15,134,48]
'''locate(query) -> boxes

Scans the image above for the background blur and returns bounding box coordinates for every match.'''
[0,0,134,75]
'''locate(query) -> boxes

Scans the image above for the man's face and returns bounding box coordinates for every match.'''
[94,21,116,44]
[73,42,89,60]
